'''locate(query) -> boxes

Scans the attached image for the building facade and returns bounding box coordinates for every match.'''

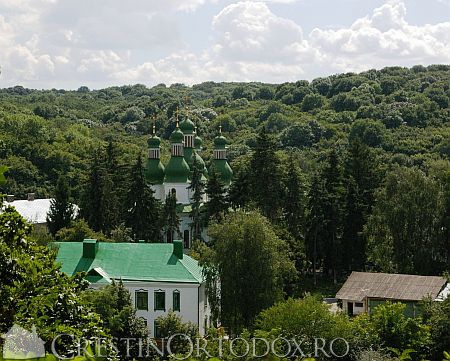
[55,239,211,336]
[336,271,449,317]
[144,115,232,247]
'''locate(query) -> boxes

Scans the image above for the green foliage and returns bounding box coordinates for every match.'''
[124,154,162,241]
[208,210,295,334]
[205,168,228,223]
[256,296,353,358]
[163,191,180,243]
[365,167,447,274]
[0,201,110,356]
[188,155,206,240]
[46,175,74,236]
[352,302,431,360]
[83,280,149,358]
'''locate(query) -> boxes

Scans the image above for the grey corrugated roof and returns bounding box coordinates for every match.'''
[336,272,447,302]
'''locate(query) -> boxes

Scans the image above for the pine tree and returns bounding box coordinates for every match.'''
[163,191,181,243]
[249,127,283,221]
[341,177,365,270]
[341,138,379,271]
[102,140,122,232]
[81,152,104,232]
[321,149,345,283]
[47,175,74,236]
[188,154,205,241]
[125,155,162,241]
[229,167,252,210]
[205,168,229,223]
[305,172,328,286]
[283,157,305,241]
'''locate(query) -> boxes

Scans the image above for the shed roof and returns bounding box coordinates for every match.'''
[336,271,447,302]
[54,241,203,285]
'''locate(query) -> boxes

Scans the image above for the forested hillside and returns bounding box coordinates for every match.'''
[0,64,449,278]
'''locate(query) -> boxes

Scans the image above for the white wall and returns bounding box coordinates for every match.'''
[164,183,191,204]
[342,299,366,315]
[92,281,209,336]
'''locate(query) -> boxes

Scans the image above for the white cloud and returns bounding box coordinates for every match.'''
[0,0,449,88]
[309,0,450,73]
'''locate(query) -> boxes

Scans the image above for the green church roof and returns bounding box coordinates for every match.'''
[214,135,227,149]
[170,127,184,143]
[148,135,161,148]
[165,156,191,183]
[194,134,203,149]
[210,160,233,185]
[179,116,195,134]
[54,241,203,284]
[145,159,165,184]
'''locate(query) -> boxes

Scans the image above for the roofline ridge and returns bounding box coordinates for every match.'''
[179,256,204,283]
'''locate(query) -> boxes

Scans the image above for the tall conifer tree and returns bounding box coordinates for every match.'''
[188,154,205,241]
[125,155,162,241]
[283,157,305,241]
[81,152,104,232]
[47,175,74,236]
[163,191,181,243]
[205,168,228,223]
[249,127,283,221]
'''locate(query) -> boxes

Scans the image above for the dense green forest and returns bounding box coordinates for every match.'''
[1,64,449,277]
[1,64,450,361]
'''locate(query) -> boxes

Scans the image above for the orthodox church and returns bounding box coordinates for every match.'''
[144,112,232,248]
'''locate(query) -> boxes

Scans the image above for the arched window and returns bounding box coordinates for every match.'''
[183,230,190,249]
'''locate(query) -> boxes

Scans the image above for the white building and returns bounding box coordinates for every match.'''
[144,115,232,247]
[55,239,211,336]
[5,193,78,226]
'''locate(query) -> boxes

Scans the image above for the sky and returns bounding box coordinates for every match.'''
[0,0,449,89]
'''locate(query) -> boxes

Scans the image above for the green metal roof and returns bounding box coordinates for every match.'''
[164,156,191,183]
[214,135,227,149]
[148,135,161,148]
[54,242,204,284]
[210,160,233,185]
[170,127,184,143]
[145,158,165,184]
[179,117,195,134]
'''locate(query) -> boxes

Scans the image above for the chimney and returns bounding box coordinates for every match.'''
[6,195,14,202]
[83,239,99,258]
[173,240,183,259]
[27,193,35,201]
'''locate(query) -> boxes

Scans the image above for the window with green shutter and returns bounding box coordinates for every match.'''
[173,290,180,311]
[154,290,165,311]
[135,291,148,310]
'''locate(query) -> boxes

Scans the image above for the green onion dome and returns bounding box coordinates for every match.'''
[213,135,227,149]
[210,160,233,186]
[145,159,165,184]
[148,135,161,148]
[164,157,190,183]
[179,116,195,134]
[170,126,184,143]
[191,151,208,177]
[194,134,203,149]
